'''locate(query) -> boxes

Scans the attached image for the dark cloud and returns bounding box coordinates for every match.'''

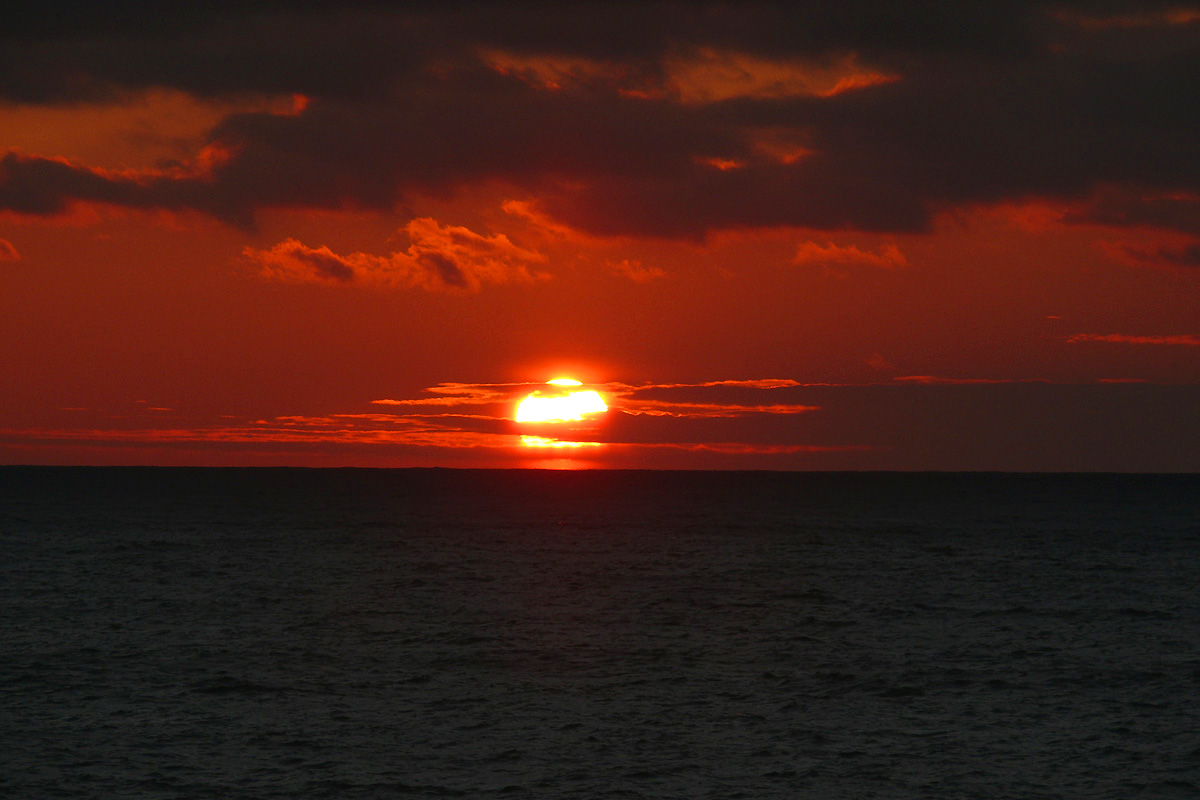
[0,3,1038,100]
[1067,186,1200,235]
[2,2,1198,238]
[0,152,242,222]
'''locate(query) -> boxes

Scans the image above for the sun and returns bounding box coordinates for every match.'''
[515,378,608,423]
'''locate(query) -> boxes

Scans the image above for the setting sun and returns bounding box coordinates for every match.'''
[515,379,608,423]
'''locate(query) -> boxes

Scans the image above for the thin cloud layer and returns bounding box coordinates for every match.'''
[0,2,1197,241]
[9,381,1198,470]
[371,379,818,420]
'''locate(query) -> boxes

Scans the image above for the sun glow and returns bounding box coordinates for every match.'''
[515,380,608,423]
[519,435,602,448]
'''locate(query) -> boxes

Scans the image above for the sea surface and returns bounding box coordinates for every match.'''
[2,468,1199,799]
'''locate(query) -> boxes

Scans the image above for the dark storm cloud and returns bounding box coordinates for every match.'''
[2,1,1198,238]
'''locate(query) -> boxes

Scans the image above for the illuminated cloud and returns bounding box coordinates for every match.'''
[365,377,830,449]
[664,49,899,104]
[373,382,515,407]
[245,218,546,291]
[1067,333,1200,346]
[792,241,907,270]
[0,151,228,220]
[367,378,822,425]
[0,238,19,261]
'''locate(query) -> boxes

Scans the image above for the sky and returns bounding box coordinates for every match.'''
[2,1,1198,470]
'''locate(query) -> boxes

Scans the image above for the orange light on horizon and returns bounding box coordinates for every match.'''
[519,435,602,448]
[515,378,609,450]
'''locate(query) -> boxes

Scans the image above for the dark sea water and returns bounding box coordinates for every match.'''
[2,468,1199,799]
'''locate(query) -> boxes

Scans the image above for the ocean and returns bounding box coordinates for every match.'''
[2,468,1198,798]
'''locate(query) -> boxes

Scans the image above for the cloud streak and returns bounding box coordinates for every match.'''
[1067,333,1200,346]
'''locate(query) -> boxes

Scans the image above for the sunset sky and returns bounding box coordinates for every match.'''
[2,1,1198,469]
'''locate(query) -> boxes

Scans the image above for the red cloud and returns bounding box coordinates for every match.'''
[244,218,546,291]
[793,241,907,269]
[0,238,19,261]
[664,48,900,104]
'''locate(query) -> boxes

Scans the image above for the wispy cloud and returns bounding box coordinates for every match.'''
[1100,240,1200,269]
[12,381,1200,470]
[369,378,819,421]
[1068,333,1200,346]
[893,375,1034,385]
[664,49,900,104]
[0,378,829,457]
[1056,7,1200,30]
[610,259,666,283]
[793,241,907,270]
[0,238,19,261]
[641,379,804,390]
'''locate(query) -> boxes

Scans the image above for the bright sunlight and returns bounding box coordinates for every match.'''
[515,378,608,423]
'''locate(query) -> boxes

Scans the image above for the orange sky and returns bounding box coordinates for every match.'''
[2,3,1198,469]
